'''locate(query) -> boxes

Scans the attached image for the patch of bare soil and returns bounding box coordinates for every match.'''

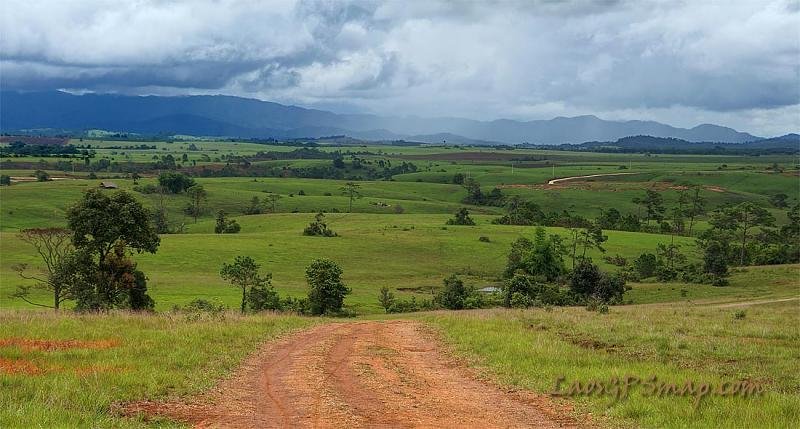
[120,321,585,428]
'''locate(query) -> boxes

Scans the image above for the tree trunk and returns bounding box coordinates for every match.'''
[241,287,247,314]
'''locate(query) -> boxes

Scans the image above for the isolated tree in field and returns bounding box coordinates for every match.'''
[266,193,282,213]
[1,175,11,186]
[452,172,466,185]
[447,208,476,225]
[303,212,337,237]
[378,286,395,313]
[185,184,207,223]
[340,182,361,212]
[35,170,50,182]
[579,223,607,260]
[306,259,350,315]
[220,256,275,313]
[131,172,140,184]
[11,228,74,309]
[66,189,160,310]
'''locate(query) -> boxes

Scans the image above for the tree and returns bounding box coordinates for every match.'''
[671,188,689,235]
[215,210,241,234]
[306,259,350,315]
[378,286,395,313]
[436,274,470,310]
[35,170,50,182]
[0,175,10,186]
[505,227,565,282]
[185,184,207,223]
[303,212,337,237]
[641,189,665,226]
[66,189,160,310]
[12,228,74,309]
[446,208,475,225]
[579,223,607,260]
[452,173,466,185]
[597,208,621,230]
[340,182,361,212]
[244,196,264,215]
[131,172,140,184]
[633,253,657,278]
[698,232,732,285]
[727,202,775,265]
[67,189,160,265]
[570,260,626,303]
[220,256,273,313]
[266,193,282,213]
[686,186,705,237]
[158,172,195,194]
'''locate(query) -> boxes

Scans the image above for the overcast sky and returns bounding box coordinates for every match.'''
[1,0,798,136]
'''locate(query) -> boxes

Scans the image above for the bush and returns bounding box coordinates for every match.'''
[633,253,657,278]
[734,310,746,320]
[446,208,476,226]
[570,260,626,304]
[436,274,470,310]
[303,212,337,237]
[214,210,241,234]
[306,259,350,315]
[158,172,195,193]
[478,236,490,242]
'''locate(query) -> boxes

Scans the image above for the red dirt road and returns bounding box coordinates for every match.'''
[126,321,582,428]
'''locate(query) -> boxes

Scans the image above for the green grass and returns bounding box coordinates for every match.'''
[423,300,800,428]
[0,310,316,427]
[1,214,703,314]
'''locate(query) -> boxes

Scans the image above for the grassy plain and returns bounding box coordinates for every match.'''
[1,141,798,428]
[425,299,800,428]
[0,311,315,427]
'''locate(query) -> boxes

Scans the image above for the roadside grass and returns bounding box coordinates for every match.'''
[423,300,800,428]
[0,310,316,428]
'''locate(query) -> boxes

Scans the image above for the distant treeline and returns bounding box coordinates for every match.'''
[526,134,800,155]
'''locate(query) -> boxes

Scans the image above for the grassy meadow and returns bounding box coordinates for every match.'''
[1,141,798,428]
[425,299,800,428]
[0,311,316,428]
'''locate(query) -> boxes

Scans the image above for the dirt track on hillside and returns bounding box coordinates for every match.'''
[123,321,582,428]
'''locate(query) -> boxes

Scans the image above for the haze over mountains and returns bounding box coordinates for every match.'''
[0,91,769,144]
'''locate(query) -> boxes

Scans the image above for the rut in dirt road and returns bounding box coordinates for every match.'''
[126,321,582,428]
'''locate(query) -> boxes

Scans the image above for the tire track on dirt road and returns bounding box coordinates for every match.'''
[123,321,583,428]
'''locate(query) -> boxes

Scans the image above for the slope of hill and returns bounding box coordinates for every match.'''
[0,90,761,144]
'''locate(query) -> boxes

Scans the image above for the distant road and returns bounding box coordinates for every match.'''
[547,172,639,185]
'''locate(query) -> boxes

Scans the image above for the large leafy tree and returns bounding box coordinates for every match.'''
[67,189,160,264]
[65,189,160,310]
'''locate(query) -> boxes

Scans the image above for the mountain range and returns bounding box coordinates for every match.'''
[0,91,770,144]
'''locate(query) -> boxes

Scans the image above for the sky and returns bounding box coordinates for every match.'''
[1,0,799,136]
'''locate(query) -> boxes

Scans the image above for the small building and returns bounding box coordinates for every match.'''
[99,181,118,189]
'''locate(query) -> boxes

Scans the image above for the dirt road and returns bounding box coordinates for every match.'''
[126,321,581,428]
[546,172,638,185]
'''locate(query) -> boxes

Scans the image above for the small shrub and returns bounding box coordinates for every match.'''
[478,236,490,242]
[734,310,746,320]
[303,212,337,237]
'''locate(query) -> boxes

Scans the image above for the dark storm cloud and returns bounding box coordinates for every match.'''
[1,0,798,134]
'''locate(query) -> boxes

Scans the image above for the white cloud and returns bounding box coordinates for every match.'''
[1,0,798,135]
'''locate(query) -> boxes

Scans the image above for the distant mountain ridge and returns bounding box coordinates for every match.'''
[0,91,767,144]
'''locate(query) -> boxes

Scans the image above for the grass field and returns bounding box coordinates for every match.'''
[0,311,316,428]
[1,213,708,313]
[425,300,800,428]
